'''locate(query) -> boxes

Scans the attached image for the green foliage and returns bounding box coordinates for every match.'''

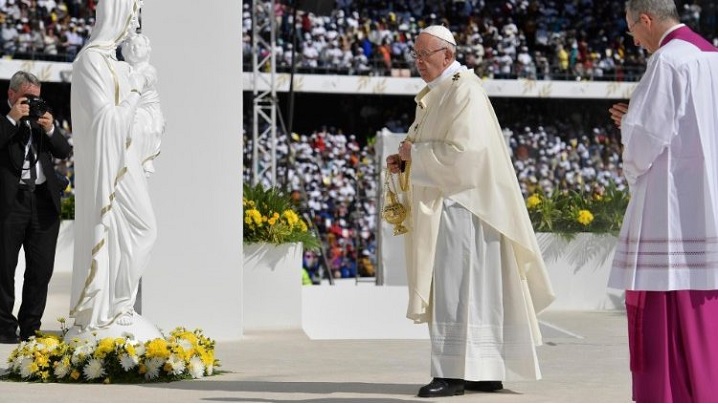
[243,183,321,250]
[60,195,75,220]
[526,182,629,237]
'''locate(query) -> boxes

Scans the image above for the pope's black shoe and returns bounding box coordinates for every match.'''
[417,378,465,397]
[465,380,504,392]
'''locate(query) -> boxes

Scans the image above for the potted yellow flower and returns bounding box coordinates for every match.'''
[526,182,629,237]
[525,182,629,310]
[242,184,320,331]
[243,184,320,249]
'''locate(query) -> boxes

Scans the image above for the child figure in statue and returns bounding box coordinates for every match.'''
[121,33,165,177]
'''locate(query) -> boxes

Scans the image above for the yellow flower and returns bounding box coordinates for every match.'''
[178,331,198,345]
[577,210,594,226]
[34,353,50,368]
[526,194,541,209]
[196,346,214,367]
[282,210,299,227]
[245,209,262,226]
[138,364,147,375]
[268,217,277,226]
[297,220,308,232]
[95,337,115,359]
[145,339,170,359]
[70,369,81,380]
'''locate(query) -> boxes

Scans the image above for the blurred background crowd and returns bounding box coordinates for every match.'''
[244,0,715,80]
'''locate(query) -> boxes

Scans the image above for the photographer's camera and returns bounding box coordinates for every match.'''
[22,95,49,121]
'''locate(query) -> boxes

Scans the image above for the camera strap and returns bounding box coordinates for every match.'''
[21,121,38,187]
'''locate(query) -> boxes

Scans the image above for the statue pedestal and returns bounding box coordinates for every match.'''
[64,314,163,342]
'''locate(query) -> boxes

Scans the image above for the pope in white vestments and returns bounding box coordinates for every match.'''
[69,0,158,331]
[386,25,555,398]
[608,1,718,401]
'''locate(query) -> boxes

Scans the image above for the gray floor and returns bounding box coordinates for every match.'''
[0,273,632,402]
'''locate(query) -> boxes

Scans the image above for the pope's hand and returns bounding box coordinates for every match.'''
[398,139,412,162]
[387,154,402,173]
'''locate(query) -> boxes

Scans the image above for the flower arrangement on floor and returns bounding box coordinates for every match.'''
[526,182,629,237]
[2,319,219,383]
[243,183,321,249]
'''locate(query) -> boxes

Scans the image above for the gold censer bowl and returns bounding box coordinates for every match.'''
[382,190,408,236]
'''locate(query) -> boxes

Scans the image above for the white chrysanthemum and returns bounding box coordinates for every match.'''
[10,354,28,372]
[53,361,71,379]
[70,351,85,366]
[188,356,205,379]
[166,354,185,376]
[119,354,139,371]
[83,358,106,380]
[134,344,146,357]
[19,357,36,378]
[144,357,164,380]
[71,341,96,365]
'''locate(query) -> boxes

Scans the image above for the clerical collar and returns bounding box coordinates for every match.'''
[658,23,685,48]
[427,61,468,89]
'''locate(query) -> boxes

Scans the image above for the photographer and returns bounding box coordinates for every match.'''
[0,71,72,343]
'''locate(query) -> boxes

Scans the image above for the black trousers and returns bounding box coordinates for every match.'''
[0,184,60,339]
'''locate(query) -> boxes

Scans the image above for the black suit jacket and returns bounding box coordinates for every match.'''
[0,102,73,219]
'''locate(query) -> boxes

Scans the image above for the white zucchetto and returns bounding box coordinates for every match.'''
[420,25,457,46]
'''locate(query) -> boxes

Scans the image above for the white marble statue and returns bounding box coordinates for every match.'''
[69,0,162,340]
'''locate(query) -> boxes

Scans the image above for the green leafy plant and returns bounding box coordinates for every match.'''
[60,195,74,220]
[243,183,321,249]
[526,182,629,238]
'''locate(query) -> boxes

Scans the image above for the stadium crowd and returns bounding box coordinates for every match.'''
[0,0,94,62]
[1,0,712,81]
[245,0,715,81]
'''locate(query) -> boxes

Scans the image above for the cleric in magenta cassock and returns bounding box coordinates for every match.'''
[608,0,718,402]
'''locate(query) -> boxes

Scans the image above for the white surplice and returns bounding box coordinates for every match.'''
[69,0,157,330]
[609,26,718,291]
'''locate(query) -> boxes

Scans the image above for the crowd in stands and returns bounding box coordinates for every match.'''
[245,0,715,81]
[244,125,380,282]
[0,0,94,62]
[1,0,714,82]
[244,116,626,281]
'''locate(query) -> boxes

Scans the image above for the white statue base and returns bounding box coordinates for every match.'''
[64,314,164,343]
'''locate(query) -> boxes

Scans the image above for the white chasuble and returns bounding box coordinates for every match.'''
[403,70,554,324]
[401,69,554,380]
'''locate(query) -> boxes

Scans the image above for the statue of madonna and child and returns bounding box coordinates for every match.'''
[67,0,166,342]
